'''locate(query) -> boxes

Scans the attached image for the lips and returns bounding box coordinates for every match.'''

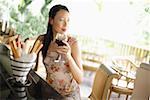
[62,28,66,32]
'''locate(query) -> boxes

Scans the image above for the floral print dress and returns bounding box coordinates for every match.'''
[43,36,81,100]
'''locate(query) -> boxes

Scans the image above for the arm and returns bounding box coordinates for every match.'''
[56,37,83,84]
[67,41,83,84]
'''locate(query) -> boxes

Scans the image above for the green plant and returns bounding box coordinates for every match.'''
[0,0,53,39]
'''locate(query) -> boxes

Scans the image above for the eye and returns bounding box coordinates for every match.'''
[59,18,65,22]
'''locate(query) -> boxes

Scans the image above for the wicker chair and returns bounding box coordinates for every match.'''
[82,63,118,100]
[108,56,138,100]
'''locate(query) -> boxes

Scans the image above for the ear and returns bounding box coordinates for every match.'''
[49,18,53,25]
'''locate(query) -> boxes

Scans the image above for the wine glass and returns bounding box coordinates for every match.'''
[54,33,67,62]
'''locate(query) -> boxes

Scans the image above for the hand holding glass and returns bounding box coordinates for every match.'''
[54,33,67,62]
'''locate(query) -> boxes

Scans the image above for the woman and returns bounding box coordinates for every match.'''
[35,4,83,100]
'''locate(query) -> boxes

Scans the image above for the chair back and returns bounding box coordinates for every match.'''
[89,64,118,100]
[131,63,150,100]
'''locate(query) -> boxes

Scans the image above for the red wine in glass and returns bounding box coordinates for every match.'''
[54,33,67,62]
[55,39,66,46]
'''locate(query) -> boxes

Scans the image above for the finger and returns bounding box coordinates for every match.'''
[57,46,68,49]
[56,50,65,54]
[56,49,68,54]
[62,41,69,46]
[57,46,69,50]
[57,48,68,52]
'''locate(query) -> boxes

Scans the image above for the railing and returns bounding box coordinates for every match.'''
[75,34,150,66]
[113,41,150,66]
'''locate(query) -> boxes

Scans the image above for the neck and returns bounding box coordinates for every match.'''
[52,31,57,41]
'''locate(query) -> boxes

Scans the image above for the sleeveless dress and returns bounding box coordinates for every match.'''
[43,36,81,100]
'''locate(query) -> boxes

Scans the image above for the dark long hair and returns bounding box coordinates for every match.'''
[42,4,69,58]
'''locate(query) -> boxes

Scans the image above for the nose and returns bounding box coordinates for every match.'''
[64,20,69,27]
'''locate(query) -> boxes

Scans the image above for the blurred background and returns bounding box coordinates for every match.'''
[0,0,150,72]
[0,0,149,58]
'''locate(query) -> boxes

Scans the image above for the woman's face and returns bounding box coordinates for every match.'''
[50,9,70,35]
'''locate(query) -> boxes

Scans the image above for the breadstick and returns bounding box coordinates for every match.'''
[17,35,21,49]
[8,35,18,42]
[12,40,17,50]
[9,28,14,36]
[15,38,22,58]
[0,36,4,41]
[28,46,32,53]
[12,40,20,58]
[9,41,19,58]
[5,28,10,34]
[23,39,30,54]
[35,43,43,54]
[2,20,6,32]
[30,40,40,53]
